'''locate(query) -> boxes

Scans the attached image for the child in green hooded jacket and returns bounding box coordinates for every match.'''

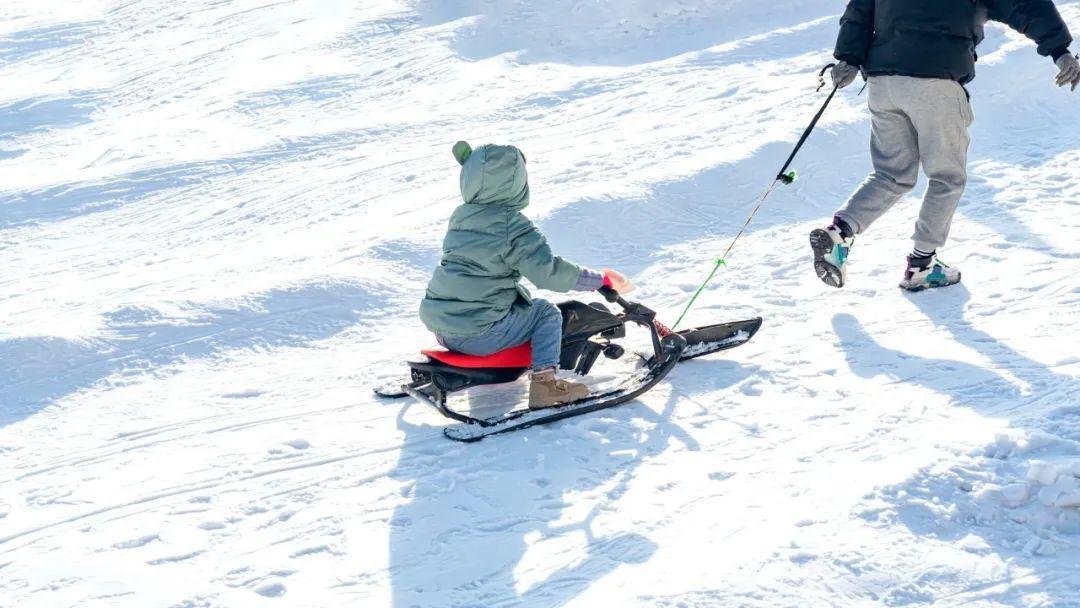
[420,141,632,409]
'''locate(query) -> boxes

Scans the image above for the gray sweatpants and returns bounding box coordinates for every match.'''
[438,299,563,372]
[836,75,974,252]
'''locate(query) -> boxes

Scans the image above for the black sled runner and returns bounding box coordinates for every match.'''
[376,287,762,442]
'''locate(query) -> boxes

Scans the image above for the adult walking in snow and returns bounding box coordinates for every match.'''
[810,0,1079,291]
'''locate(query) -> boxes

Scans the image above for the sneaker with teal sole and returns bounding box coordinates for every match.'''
[899,254,961,291]
[809,224,854,288]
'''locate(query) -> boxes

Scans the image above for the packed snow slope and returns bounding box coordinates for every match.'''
[2,1,1080,606]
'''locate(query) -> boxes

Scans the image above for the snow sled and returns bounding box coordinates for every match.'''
[376,287,762,442]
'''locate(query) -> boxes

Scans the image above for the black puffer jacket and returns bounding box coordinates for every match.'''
[835,0,1073,85]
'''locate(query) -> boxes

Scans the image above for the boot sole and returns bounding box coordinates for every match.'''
[899,272,962,292]
[809,229,844,288]
[529,387,592,410]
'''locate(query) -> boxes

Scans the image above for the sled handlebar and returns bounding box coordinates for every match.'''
[598,285,624,306]
[599,286,654,319]
[599,286,673,363]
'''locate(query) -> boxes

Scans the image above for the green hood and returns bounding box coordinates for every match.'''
[419,141,583,339]
[458,143,530,211]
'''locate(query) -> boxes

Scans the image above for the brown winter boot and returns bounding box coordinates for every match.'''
[528,369,590,409]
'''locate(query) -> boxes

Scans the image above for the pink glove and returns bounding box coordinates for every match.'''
[602,269,635,294]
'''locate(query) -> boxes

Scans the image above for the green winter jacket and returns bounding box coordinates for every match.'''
[419,143,583,338]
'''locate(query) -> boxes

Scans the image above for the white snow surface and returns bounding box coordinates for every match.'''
[2,1,1080,606]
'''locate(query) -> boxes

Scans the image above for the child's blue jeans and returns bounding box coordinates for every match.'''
[439,299,563,372]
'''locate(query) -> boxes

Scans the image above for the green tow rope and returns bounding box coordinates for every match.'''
[670,65,839,330]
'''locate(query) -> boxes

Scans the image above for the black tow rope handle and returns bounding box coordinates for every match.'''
[776,63,838,185]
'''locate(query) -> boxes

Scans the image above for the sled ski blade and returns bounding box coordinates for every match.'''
[373,381,409,399]
[443,340,685,442]
[676,317,762,361]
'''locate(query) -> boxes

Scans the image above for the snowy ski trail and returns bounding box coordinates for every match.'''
[2,0,1079,606]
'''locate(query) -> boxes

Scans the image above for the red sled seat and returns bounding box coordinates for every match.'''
[422,342,532,369]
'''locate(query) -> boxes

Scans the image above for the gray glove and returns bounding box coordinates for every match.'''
[831,61,859,89]
[1055,53,1080,91]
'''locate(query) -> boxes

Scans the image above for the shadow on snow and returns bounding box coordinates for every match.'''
[0,128,375,230]
[0,281,377,427]
[0,91,105,160]
[386,356,758,607]
[414,0,839,67]
[832,284,1080,605]
[0,22,99,66]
